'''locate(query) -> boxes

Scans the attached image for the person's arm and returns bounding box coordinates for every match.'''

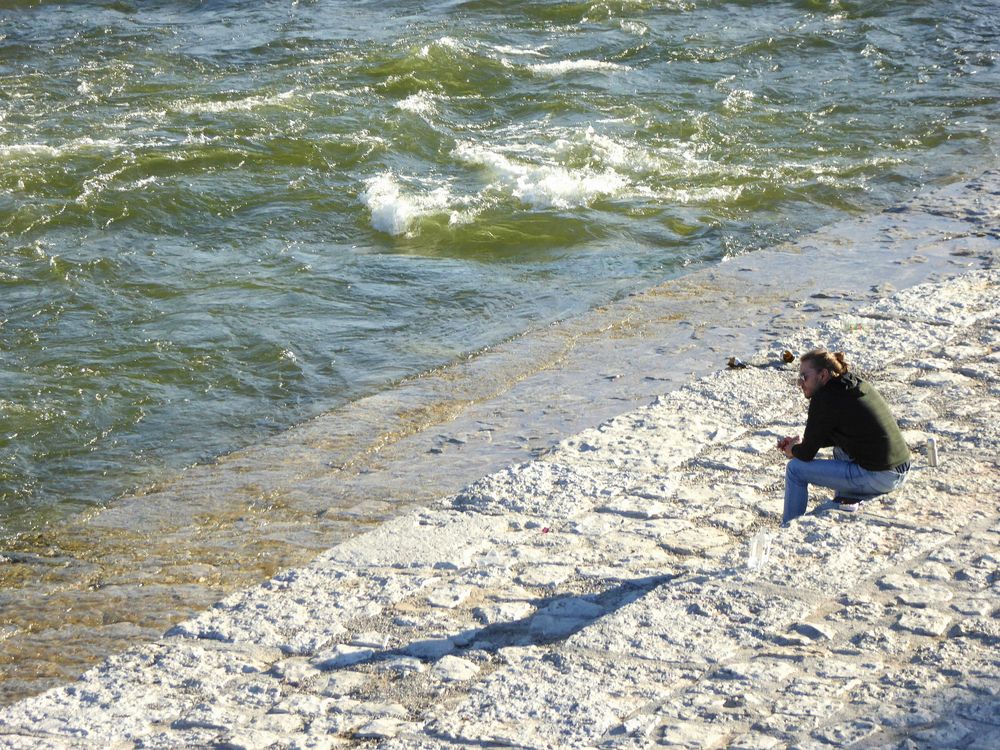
[790,398,831,461]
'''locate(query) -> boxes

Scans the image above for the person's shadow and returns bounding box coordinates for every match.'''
[315,572,679,670]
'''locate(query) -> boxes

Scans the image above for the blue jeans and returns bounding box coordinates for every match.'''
[783,448,909,524]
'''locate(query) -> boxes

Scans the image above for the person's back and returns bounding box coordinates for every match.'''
[793,372,910,471]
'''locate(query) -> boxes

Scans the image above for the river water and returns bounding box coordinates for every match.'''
[1,0,999,703]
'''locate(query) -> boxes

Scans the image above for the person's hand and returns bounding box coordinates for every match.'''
[777,435,800,457]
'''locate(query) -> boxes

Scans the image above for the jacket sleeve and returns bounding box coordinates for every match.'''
[791,397,832,461]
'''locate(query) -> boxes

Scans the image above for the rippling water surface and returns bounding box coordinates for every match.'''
[2,0,999,532]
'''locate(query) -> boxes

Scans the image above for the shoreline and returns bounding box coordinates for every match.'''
[2,168,998,701]
[0,173,1000,748]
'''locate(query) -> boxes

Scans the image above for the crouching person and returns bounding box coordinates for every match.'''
[777,349,911,524]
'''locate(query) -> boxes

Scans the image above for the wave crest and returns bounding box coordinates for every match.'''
[361,173,454,236]
[454,141,627,209]
[528,59,628,76]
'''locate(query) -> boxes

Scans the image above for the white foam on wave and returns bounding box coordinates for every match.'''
[492,44,548,57]
[528,59,628,76]
[555,127,634,170]
[454,141,627,209]
[626,132,739,182]
[474,123,762,209]
[1,137,126,162]
[361,173,455,236]
[396,91,438,118]
[543,125,686,179]
[418,36,464,58]
[2,143,61,160]
[171,89,299,115]
[362,127,753,234]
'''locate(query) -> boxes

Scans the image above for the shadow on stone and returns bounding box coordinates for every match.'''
[316,573,678,671]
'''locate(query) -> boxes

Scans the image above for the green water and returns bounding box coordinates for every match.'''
[2,0,999,533]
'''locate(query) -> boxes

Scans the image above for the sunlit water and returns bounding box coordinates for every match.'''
[2,0,1000,705]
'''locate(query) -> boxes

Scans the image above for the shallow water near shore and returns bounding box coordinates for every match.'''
[2,0,1000,705]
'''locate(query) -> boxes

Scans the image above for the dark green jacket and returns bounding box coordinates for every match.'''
[792,373,911,471]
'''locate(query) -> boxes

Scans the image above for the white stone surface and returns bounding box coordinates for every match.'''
[430,656,479,682]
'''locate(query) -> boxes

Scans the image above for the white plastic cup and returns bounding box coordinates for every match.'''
[747,529,772,571]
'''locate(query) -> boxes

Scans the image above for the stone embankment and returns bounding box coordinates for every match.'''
[1,275,998,747]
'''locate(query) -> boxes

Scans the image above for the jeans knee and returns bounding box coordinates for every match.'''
[785,459,804,482]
